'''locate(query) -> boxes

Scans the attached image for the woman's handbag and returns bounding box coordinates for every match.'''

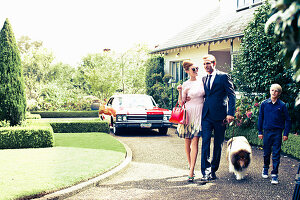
[169,102,189,124]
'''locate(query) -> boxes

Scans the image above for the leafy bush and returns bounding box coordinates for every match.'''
[31,84,96,111]
[265,0,300,81]
[232,2,285,93]
[50,121,109,133]
[281,134,300,159]
[225,126,263,146]
[231,2,300,132]
[145,55,176,109]
[234,94,266,128]
[225,126,300,159]
[0,126,54,149]
[30,111,99,118]
[0,120,10,127]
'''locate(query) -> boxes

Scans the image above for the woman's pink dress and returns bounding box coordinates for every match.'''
[176,79,205,138]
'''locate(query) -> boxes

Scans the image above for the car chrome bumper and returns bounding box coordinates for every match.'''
[115,122,172,128]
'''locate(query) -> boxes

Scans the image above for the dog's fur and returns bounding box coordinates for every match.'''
[226,136,252,180]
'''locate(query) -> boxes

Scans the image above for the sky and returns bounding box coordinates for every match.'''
[0,0,219,66]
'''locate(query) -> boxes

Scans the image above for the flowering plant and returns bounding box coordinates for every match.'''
[232,94,265,128]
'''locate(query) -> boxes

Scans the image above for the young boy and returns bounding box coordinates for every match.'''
[258,84,291,185]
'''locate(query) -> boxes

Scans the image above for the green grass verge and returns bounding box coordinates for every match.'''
[55,133,125,152]
[0,132,126,200]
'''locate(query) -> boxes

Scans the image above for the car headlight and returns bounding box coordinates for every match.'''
[116,115,127,122]
[163,115,170,121]
[117,115,122,121]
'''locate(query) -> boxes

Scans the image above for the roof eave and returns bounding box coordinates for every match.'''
[150,33,244,54]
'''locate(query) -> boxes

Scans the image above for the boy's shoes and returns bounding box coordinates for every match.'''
[262,168,268,178]
[271,174,279,185]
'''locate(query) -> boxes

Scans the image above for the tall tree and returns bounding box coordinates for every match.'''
[78,52,121,100]
[17,35,43,54]
[0,19,26,125]
[77,44,150,100]
[17,36,80,111]
[121,44,149,94]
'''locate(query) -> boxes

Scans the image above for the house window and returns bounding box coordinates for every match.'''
[237,0,262,10]
[170,61,187,82]
[238,0,250,8]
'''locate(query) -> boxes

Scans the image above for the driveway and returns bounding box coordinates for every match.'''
[66,128,299,200]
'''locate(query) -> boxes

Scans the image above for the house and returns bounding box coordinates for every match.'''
[150,0,263,82]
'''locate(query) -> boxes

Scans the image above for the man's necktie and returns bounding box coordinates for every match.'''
[207,75,212,90]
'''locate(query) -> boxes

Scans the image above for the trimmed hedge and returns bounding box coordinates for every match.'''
[0,126,54,149]
[26,113,41,119]
[31,111,99,118]
[50,121,109,133]
[281,134,300,160]
[225,126,300,159]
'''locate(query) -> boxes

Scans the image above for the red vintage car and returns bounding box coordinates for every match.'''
[99,94,172,135]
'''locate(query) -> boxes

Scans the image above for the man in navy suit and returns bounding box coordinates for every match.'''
[201,54,236,181]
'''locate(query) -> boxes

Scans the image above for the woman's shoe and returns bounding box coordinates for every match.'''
[187,176,194,182]
[188,167,195,176]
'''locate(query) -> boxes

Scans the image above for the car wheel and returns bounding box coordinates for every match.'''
[158,127,168,135]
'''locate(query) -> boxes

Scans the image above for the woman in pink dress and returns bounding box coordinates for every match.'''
[177,61,205,182]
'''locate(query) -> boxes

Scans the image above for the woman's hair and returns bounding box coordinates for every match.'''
[183,61,193,71]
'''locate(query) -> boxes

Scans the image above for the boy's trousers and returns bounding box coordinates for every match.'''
[263,129,283,175]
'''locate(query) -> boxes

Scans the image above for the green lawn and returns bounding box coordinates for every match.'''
[0,132,126,200]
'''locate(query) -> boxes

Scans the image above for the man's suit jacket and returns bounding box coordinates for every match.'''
[202,70,236,121]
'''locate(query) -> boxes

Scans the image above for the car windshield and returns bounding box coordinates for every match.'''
[112,96,156,108]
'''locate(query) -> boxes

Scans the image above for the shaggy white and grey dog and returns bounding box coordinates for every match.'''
[226,136,252,180]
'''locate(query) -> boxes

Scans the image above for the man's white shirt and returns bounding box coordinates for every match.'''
[206,70,216,90]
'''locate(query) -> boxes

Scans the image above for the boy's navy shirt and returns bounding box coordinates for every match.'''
[258,98,291,136]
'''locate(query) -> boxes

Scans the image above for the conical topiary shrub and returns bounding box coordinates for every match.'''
[0,18,26,126]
